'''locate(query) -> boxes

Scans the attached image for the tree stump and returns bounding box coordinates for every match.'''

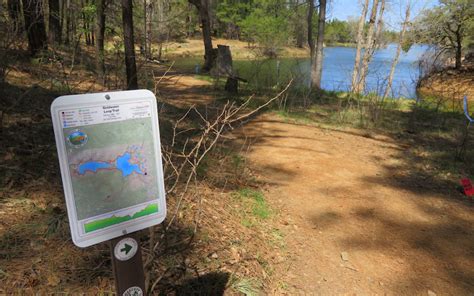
[212,45,239,93]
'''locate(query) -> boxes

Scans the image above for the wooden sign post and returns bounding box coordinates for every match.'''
[110,233,146,295]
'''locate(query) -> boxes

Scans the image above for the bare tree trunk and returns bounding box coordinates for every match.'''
[186,3,194,38]
[144,0,153,59]
[49,0,62,44]
[455,26,462,70]
[64,0,70,44]
[307,0,314,58]
[310,0,326,89]
[351,0,369,92]
[383,2,410,99]
[7,0,23,34]
[293,0,304,48]
[122,0,138,89]
[157,0,165,60]
[96,0,106,79]
[189,0,215,72]
[355,0,380,93]
[60,0,64,38]
[22,0,48,55]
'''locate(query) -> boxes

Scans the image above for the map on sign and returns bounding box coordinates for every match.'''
[51,90,166,247]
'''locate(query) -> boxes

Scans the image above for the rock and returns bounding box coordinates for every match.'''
[211,252,218,259]
[230,247,240,261]
[428,290,437,296]
[341,252,349,261]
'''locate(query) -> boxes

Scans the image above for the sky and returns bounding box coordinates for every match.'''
[327,0,440,31]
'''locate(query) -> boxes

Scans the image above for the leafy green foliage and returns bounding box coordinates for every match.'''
[240,5,289,56]
[325,19,352,45]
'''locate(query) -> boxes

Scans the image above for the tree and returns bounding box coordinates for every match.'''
[309,0,326,89]
[240,5,289,57]
[96,0,106,79]
[122,0,138,89]
[7,0,23,34]
[413,0,473,69]
[22,0,48,55]
[383,2,411,99]
[189,0,215,72]
[143,0,153,59]
[357,0,385,93]
[49,0,62,44]
[351,0,369,92]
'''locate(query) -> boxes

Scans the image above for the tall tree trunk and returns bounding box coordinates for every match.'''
[60,0,64,39]
[311,0,327,89]
[355,0,380,93]
[383,3,410,99]
[157,0,165,60]
[81,0,90,45]
[307,0,314,58]
[186,3,194,38]
[65,0,70,44]
[49,0,62,44]
[455,26,462,70]
[122,0,138,89]
[144,0,153,59]
[7,0,23,34]
[22,0,48,55]
[96,0,106,79]
[189,0,215,72]
[351,0,370,92]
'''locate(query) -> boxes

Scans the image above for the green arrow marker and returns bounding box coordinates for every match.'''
[121,243,132,255]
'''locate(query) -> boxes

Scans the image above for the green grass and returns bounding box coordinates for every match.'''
[84,203,159,233]
[230,277,261,296]
[236,188,271,219]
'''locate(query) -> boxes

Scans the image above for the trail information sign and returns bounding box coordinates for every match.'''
[51,90,166,248]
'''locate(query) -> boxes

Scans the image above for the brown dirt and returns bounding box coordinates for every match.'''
[157,38,309,60]
[419,69,474,101]
[233,113,473,295]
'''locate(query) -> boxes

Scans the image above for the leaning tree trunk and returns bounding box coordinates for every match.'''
[189,0,215,72]
[310,0,327,89]
[351,0,370,93]
[357,0,385,92]
[122,0,138,89]
[22,0,48,55]
[383,3,410,99]
[96,0,106,80]
[49,0,62,44]
[64,0,71,44]
[355,0,380,93]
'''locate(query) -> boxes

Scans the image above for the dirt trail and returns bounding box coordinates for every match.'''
[234,113,473,295]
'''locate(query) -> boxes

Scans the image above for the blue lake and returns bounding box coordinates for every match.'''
[78,162,111,175]
[116,152,143,177]
[174,44,430,99]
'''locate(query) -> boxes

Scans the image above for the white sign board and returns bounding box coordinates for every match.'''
[51,90,166,247]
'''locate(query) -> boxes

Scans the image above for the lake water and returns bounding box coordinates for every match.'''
[116,152,143,177]
[77,152,143,177]
[173,44,429,99]
[78,161,111,175]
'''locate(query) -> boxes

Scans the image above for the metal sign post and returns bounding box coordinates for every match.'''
[51,90,166,295]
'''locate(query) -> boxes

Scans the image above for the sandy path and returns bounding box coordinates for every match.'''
[235,113,473,295]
